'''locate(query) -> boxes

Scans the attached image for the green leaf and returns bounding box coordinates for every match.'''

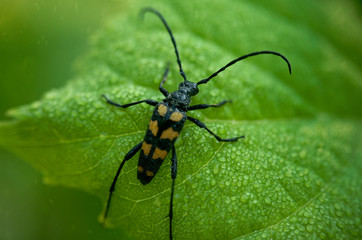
[1,0,361,239]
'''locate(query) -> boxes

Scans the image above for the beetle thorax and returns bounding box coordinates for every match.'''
[167,89,191,110]
[166,81,199,110]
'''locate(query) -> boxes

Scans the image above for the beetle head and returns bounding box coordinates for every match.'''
[178,81,199,96]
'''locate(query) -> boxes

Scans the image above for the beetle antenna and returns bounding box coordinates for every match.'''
[141,7,188,82]
[197,51,291,86]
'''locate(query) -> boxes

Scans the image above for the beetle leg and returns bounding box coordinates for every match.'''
[159,62,170,97]
[169,145,177,240]
[102,94,158,108]
[187,116,245,142]
[188,100,232,111]
[102,141,143,222]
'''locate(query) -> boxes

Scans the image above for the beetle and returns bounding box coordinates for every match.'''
[101,7,291,240]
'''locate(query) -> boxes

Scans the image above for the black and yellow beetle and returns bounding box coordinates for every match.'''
[102,7,291,240]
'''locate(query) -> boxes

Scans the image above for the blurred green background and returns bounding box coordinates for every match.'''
[0,0,133,239]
